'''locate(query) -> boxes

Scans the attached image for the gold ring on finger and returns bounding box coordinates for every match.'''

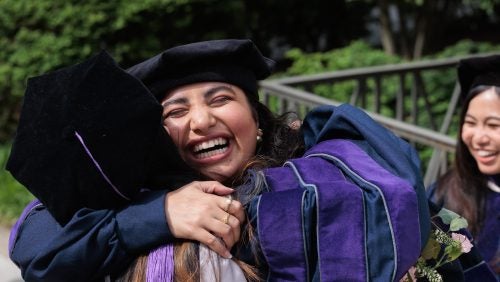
[223,212,230,225]
[224,195,233,212]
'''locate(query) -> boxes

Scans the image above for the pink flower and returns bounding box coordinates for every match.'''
[451,233,473,253]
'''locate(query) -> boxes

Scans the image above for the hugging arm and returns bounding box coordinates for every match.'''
[10,190,171,282]
[9,181,245,282]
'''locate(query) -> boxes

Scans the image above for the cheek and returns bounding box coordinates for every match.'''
[490,132,500,146]
[240,121,259,151]
[163,123,184,148]
[461,128,473,146]
[230,114,258,148]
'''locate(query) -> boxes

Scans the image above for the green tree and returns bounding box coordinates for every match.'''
[0,0,251,142]
[1,0,499,143]
[363,0,500,59]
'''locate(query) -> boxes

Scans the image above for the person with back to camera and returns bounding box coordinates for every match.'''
[7,39,495,281]
[428,54,500,278]
[7,39,282,281]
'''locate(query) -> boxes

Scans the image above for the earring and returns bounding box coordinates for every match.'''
[257,128,263,142]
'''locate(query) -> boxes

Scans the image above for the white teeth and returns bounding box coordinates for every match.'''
[196,147,228,159]
[477,150,495,157]
[193,137,228,153]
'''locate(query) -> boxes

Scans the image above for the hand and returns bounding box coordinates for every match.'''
[164,181,245,258]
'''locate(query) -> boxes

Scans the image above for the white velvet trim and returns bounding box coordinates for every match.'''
[199,243,247,282]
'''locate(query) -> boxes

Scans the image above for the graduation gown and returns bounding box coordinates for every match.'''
[11,104,492,281]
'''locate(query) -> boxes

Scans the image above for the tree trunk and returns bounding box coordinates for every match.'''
[377,0,396,55]
[413,17,426,60]
[397,6,412,60]
[413,0,435,60]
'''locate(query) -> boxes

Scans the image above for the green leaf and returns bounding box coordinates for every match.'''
[437,208,461,225]
[449,217,468,231]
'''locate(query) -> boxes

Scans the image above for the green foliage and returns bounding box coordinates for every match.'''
[286,40,402,75]
[437,208,468,231]
[423,40,500,136]
[0,0,248,142]
[284,40,402,111]
[0,144,34,225]
[283,39,500,124]
[281,39,500,172]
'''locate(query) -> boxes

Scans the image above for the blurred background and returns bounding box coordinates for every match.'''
[1,0,500,225]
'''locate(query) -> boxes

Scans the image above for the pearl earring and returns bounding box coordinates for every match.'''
[257,128,263,142]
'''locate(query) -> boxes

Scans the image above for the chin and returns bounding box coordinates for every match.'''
[202,171,231,183]
[478,166,500,175]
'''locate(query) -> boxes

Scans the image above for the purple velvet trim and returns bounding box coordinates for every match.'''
[8,199,42,256]
[258,139,422,281]
[146,244,174,282]
[264,166,299,192]
[290,156,367,281]
[74,131,130,201]
[259,190,306,281]
[259,166,308,281]
[308,140,421,280]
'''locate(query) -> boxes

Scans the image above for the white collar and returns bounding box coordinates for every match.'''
[487,180,500,193]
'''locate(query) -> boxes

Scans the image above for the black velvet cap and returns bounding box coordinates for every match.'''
[7,51,196,225]
[457,54,500,102]
[126,39,275,101]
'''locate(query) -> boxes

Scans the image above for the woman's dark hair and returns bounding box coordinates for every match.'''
[252,100,304,166]
[435,85,500,235]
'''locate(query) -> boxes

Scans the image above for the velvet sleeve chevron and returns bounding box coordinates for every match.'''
[245,104,430,281]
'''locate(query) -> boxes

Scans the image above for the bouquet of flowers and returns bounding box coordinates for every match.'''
[401,208,472,282]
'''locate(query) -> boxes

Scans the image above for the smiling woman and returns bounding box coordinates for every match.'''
[118,40,304,281]
[161,82,260,183]
[428,54,500,276]
[461,87,500,175]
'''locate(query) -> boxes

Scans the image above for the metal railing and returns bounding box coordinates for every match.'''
[258,53,497,186]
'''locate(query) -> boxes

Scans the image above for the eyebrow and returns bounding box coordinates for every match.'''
[486,116,500,122]
[162,97,187,108]
[161,84,236,107]
[205,85,236,98]
[465,114,500,122]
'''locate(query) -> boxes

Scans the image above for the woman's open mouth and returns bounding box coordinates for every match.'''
[193,137,229,159]
[474,149,498,164]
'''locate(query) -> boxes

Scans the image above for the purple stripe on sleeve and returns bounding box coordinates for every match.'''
[74,131,130,201]
[8,199,42,256]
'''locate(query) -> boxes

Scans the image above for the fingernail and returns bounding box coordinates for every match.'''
[226,252,232,259]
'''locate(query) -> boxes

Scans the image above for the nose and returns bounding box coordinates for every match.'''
[473,127,491,145]
[190,105,215,133]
